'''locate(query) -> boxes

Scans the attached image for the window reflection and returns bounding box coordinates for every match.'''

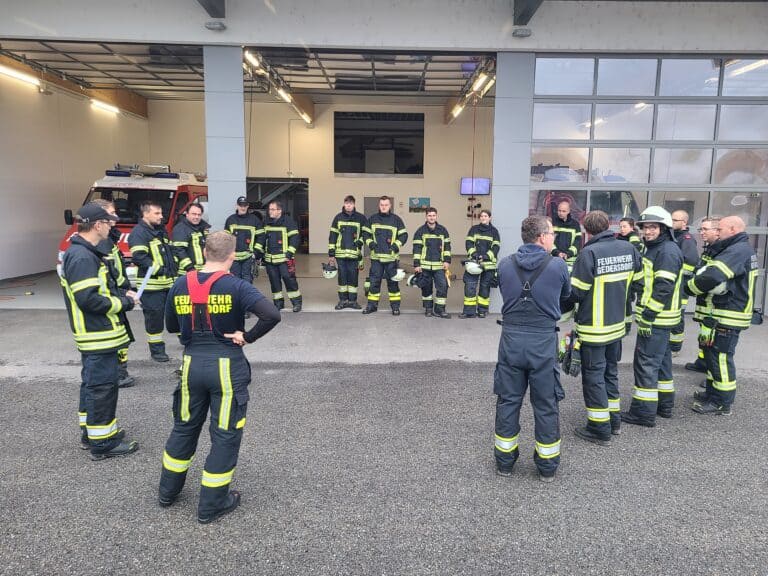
[534,58,594,95]
[649,191,711,228]
[532,103,591,140]
[652,148,713,184]
[659,59,719,96]
[656,105,716,141]
[589,190,647,224]
[594,103,653,140]
[529,190,588,224]
[592,148,650,183]
[714,149,768,185]
[597,59,657,96]
[719,106,768,141]
[531,147,588,183]
[723,59,768,96]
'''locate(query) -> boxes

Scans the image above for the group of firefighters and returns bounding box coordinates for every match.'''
[58,192,757,520]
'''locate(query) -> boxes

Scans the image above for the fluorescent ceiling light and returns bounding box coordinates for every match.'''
[91,99,120,114]
[277,87,292,103]
[472,73,488,92]
[0,63,41,87]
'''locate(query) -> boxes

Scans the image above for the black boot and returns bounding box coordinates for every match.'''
[118,363,136,388]
[292,298,303,313]
[346,300,361,310]
[149,342,170,363]
[433,307,451,319]
[362,305,378,315]
[334,300,346,310]
[620,411,655,428]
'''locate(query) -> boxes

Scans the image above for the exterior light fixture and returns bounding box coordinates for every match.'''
[0,63,41,88]
[277,87,292,103]
[91,99,120,114]
[472,72,489,93]
[451,102,465,118]
[480,76,496,97]
[204,20,227,31]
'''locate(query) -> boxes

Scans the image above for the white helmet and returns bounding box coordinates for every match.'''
[390,268,406,282]
[321,262,338,279]
[637,206,673,229]
[464,260,482,275]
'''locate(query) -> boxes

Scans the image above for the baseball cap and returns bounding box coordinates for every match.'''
[76,202,119,223]
[236,196,249,206]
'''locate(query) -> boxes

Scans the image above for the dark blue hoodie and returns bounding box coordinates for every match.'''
[498,243,571,320]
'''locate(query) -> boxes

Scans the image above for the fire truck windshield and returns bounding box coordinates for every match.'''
[85,187,175,224]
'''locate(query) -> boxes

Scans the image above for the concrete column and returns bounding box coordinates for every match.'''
[489,52,535,313]
[203,45,246,230]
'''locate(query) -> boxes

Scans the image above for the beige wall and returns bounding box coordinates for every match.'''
[148,100,494,254]
[0,78,149,279]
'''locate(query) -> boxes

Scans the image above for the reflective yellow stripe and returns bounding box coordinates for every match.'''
[70,278,101,292]
[632,387,658,401]
[587,408,610,422]
[708,260,735,279]
[87,418,118,440]
[218,358,233,430]
[571,277,591,291]
[163,450,194,473]
[657,380,675,392]
[494,433,519,453]
[201,468,235,488]
[607,398,620,412]
[535,439,561,459]
[714,353,736,390]
[654,270,678,282]
[180,355,192,422]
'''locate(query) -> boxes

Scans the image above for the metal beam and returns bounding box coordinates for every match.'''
[514,0,543,25]
[196,0,225,18]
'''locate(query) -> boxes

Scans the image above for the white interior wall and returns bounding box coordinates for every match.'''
[148,100,494,254]
[0,77,149,280]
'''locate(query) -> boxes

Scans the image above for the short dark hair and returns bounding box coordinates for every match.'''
[584,211,609,235]
[343,195,356,203]
[620,217,635,227]
[141,202,161,215]
[379,195,391,203]
[426,207,437,215]
[187,203,204,214]
[204,231,236,262]
[480,209,492,218]
[521,215,550,244]
[269,200,283,210]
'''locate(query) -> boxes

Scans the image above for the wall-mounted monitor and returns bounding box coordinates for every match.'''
[460,177,491,196]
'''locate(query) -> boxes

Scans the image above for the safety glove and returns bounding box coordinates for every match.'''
[637,312,654,338]
[567,338,582,377]
[699,317,717,347]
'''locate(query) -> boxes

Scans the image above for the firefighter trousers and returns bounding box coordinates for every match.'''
[420,268,448,312]
[336,258,360,302]
[231,256,254,285]
[494,327,561,476]
[140,289,168,345]
[670,314,686,352]
[627,326,672,422]
[580,341,622,438]
[78,351,122,454]
[266,262,301,308]
[463,270,494,315]
[703,329,740,407]
[367,260,400,309]
[159,346,251,516]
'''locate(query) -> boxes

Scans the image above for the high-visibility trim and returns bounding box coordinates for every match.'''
[201,468,235,488]
[669,332,684,344]
[272,291,284,300]
[235,417,246,429]
[368,293,381,302]
[87,418,118,440]
[632,387,658,402]
[607,398,620,412]
[708,260,735,279]
[337,286,347,294]
[177,257,192,271]
[78,412,88,426]
[464,296,477,306]
[657,380,674,393]
[218,357,233,430]
[70,278,101,292]
[348,286,358,294]
[494,433,519,453]
[587,407,610,422]
[535,439,561,459]
[654,270,678,282]
[646,298,665,312]
[129,245,149,254]
[714,353,737,391]
[571,277,592,291]
[172,240,189,248]
[162,450,194,473]
[388,292,401,302]
[435,297,447,306]
[422,295,434,302]
[286,290,301,299]
[477,295,490,307]
[146,332,164,344]
[180,355,192,422]
[682,262,696,273]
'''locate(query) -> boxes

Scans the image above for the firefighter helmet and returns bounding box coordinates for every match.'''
[406,272,430,289]
[321,262,338,279]
[464,260,483,275]
[390,268,406,282]
[637,206,673,229]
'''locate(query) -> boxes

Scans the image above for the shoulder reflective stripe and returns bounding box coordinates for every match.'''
[709,260,735,279]
[286,230,299,237]
[494,433,519,453]
[654,270,678,281]
[163,450,194,473]
[172,240,189,247]
[130,245,148,253]
[607,398,621,411]
[571,277,592,291]
[535,440,561,459]
[632,387,658,401]
[587,408,610,422]
[70,278,101,292]
[657,380,675,392]
[201,467,235,488]
[180,355,192,422]
[87,418,118,440]
[218,358,233,430]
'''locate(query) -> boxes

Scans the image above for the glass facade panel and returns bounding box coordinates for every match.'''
[656,105,716,141]
[591,148,650,183]
[597,59,657,96]
[711,191,768,228]
[719,105,768,141]
[532,103,591,140]
[529,189,588,223]
[594,103,654,140]
[648,191,711,227]
[652,148,713,184]
[723,59,768,96]
[589,190,647,223]
[531,147,588,183]
[659,59,719,96]
[534,58,594,95]
[714,149,768,185]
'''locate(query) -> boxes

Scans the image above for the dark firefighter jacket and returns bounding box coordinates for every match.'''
[465,223,501,271]
[363,211,408,263]
[172,217,211,272]
[328,209,367,259]
[413,223,452,270]
[128,220,177,291]
[675,227,700,278]
[225,212,263,261]
[552,215,582,262]
[263,214,300,264]
[634,233,683,327]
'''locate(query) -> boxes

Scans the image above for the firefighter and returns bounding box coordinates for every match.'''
[670,210,700,354]
[621,206,684,427]
[685,217,720,373]
[568,211,642,444]
[552,200,582,268]
[158,231,281,523]
[362,195,408,316]
[412,207,452,319]
[263,200,302,312]
[685,216,757,415]
[172,202,210,274]
[461,209,500,319]
[328,195,367,310]
[60,202,140,459]
[92,199,135,388]
[128,201,177,362]
[617,217,645,254]
[494,215,570,482]
[225,196,263,285]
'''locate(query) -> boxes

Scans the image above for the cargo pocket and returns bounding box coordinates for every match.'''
[232,389,250,430]
[171,385,181,423]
